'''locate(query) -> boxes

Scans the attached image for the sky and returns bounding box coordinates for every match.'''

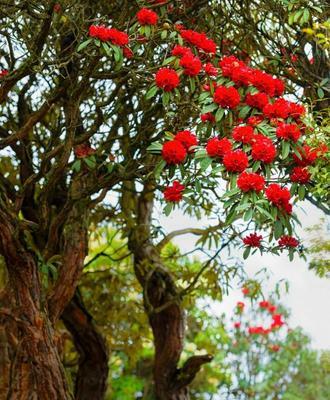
[158,201,330,350]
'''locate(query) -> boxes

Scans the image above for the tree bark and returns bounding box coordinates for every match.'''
[0,217,71,399]
[62,291,109,400]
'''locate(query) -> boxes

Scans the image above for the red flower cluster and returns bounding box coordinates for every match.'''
[206,137,232,158]
[245,92,269,110]
[234,322,241,329]
[0,70,8,78]
[248,326,270,335]
[163,181,185,202]
[243,233,263,247]
[259,300,270,308]
[271,314,285,329]
[251,135,276,164]
[155,68,180,91]
[89,26,129,46]
[251,70,284,97]
[247,116,264,126]
[278,235,299,248]
[290,166,310,183]
[74,144,96,158]
[123,47,134,58]
[237,301,245,311]
[162,140,186,164]
[201,112,215,123]
[237,172,265,192]
[223,150,248,172]
[172,45,191,58]
[276,123,300,142]
[179,53,202,76]
[213,85,240,109]
[174,130,198,152]
[204,62,218,76]
[263,98,290,119]
[293,145,318,166]
[232,125,254,144]
[265,184,291,211]
[242,287,250,296]
[180,29,217,54]
[136,8,158,25]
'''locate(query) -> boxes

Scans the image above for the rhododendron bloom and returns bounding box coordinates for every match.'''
[174,130,198,152]
[232,125,254,144]
[74,144,96,158]
[213,85,240,109]
[0,70,9,78]
[89,26,129,46]
[293,145,318,166]
[287,102,305,120]
[290,167,310,183]
[249,326,268,335]
[163,181,185,202]
[243,233,263,247]
[263,98,290,119]
[251,70,277,97]
[137,8,158,25]
[273,78,285,96]
[271,314,285,329]
[203,62,218,76]
[278,235,299,248]
[223,150,248,172]
[276,123,300,142]
[237,172,265,192]
[162,140,187,164]
[180,29,217,54]
[206,137,232,158]
[179,53,202,76]
[231,66,252,86]
[155,68,180,91]
[265,184,291,209]
[219,56,245,78]
[237,302,245,311]
[242,287,250,296]
[259,301,270,308]
[245,92,269,110]
[171,45,192,58]
[201,112,215,123]
[247,116,264,126]
[251,135,276,164]
[234,322,241,329]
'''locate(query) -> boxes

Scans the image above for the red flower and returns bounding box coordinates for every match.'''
[276,123,300,142]
[123,47,134,58]
[237,301,245,311]
[201,112,215,123]
[206,137,232,158]
[242,287,250,296]
[219,55,245,78]
[268,304,277,314]
[249,326,268,335]
[204,62,218,76]
[263,98,290,119]
[278,235,299,248]
[174,130,198,152]
[270,344,280,352]
[163,181,185,202]
[293,145,318,166]
[223,150,248,172]
[162,140,187,164]
[243,233,263,247]
[290,167,310,183]
[89,26,129,46]
[213,85,240,109]
[273,79,285,96]
[237,172,265,192]
[155,68,180,91]
[231,66,253,87]
[271,314,285,329]
[232,126,254,144]
[245,92,269,110]
[180,29,217,54]
[137,8,158,25]
[247,116,264,126]
[251,135,276,164]
[265,184,291,209]
[234,322,241,329]
[74,144,96,158]
[172,45,192,58]
[250,70,277,97]
[0,70,8,78]
[259,301,270,308]
[179,53,202,76]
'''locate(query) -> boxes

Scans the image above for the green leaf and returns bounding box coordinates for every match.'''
[164,202,173,216]
[77,38,92,52]
[146,85,158,100]
[84,157,97,169]
[215,107,225,122]
[201,103,218,114]
[281,141,290,159]
[200,157,212,171]
[298,184,305,200]
[317,87,324,99]
[243,246,251,260]
[146,142,163,153]
[102,42,113,57]
[244,207,253,221]
[162,92,170,106]
[238,105,251,119]
[162,56,176,65]
[72,159,81,172]
[154,160,166,179]
[274,220,283,240]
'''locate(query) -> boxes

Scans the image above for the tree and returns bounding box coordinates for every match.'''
[0,1,329,399]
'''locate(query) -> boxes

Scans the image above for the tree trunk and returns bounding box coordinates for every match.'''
[0,215,71,399]
[62,291,109,400]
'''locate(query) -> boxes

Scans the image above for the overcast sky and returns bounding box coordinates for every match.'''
[158,201,330,350]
